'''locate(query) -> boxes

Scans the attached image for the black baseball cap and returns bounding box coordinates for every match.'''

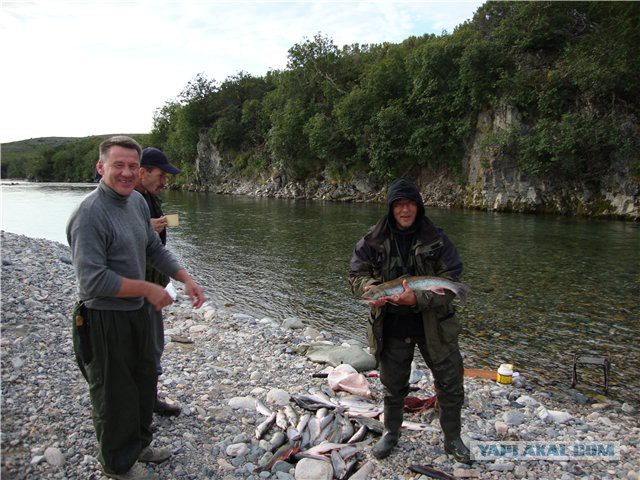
[140,147,181,174]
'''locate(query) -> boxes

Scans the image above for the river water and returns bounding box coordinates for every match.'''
[2,181,639,403]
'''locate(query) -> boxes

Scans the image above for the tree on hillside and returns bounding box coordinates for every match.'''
[471,1,640,181]
[143,3,640,185]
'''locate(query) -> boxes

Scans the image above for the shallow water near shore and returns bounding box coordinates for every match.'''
[2,182,639,403]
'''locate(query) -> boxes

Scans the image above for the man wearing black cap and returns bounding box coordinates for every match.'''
[136,147,182,416]
[349,178,470,464]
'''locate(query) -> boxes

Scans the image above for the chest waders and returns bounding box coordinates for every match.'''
[372,239,470,464]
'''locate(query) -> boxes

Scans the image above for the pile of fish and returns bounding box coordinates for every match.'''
[252,386,438,479]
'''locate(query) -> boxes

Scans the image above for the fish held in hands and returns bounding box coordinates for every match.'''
[361,276,470,303]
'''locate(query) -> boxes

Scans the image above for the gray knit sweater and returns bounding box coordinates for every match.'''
[66,181,182,310]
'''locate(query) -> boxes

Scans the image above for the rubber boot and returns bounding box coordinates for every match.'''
[440,407,471,464]
[372,404,403,459]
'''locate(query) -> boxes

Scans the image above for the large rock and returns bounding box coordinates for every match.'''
[537,406,573,424]
[305,344,376,372]
[502,410,525,426]
[228,396,256,410]
[281,317,305,330]
[195,133,223,185]
[226,443,249,457]
[515,395,538,407]
[266,388,290,406]
[44,447,65,467]
[351,173,377,194]
[294,457,333,480]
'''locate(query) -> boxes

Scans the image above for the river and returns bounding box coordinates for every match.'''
[2,181,639,403]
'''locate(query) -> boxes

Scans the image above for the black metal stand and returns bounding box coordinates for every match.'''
[571,354,611,395]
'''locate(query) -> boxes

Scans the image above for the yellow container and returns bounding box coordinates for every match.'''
[497,364,513,384]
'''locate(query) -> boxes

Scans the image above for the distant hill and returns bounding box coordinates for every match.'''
[1,134,149,180]
[2,137,82,152]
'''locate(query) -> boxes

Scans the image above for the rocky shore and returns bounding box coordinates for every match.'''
[1,231,638,480]
[188,118,640,221]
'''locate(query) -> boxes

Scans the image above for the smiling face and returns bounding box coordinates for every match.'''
[97,145,140,196]
[392,198,418,229]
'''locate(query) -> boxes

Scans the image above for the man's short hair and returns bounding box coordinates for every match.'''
[99,136,142,162]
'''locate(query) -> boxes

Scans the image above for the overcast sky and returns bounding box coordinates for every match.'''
[0,0,483,144]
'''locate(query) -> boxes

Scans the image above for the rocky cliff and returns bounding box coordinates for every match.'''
[460,105,639,219]
[186,110,639,220]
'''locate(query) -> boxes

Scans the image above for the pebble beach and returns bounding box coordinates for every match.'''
[1,231,639,480]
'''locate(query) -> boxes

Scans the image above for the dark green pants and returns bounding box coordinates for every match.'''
[72,305,158,474]
[144,301,165,376]
[379,336,465,439]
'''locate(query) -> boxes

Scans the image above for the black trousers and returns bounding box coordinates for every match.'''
[379,336,465,439]
[72,306,157,474]
[144,301,165,376]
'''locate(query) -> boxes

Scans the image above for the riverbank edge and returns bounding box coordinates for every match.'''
[1,231,638,480]
[2,178,637,221]
[168,172,640,222]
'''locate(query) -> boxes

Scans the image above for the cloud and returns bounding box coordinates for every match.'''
[0,0,482,143]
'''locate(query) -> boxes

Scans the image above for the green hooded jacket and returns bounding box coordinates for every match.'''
[349,178,463,364]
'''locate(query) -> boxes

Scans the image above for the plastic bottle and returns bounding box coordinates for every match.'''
[497,363,513,385]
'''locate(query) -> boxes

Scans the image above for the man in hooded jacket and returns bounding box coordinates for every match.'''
[349,178,470,463]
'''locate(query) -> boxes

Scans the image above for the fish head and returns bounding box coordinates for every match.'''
[360,284,381,301]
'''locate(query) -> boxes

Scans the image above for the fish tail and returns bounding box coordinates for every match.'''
[456,283,470,303]
[457,287,467,303]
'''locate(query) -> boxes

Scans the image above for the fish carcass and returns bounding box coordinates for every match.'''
[327,364,373,398]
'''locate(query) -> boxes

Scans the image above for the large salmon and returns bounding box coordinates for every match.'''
[361,276,470,303]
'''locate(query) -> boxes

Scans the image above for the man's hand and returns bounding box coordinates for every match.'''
[173,269,206,308]
[365,279,417,307]
[145,282,175,310]
[184,279,205,308]
[118,277,173,310]
[150,217,167,233]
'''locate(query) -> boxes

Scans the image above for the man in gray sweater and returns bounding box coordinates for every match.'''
[67,136,205,480]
